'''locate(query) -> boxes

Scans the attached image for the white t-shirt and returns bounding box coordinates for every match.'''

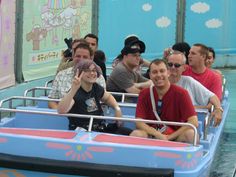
[176,76,214,106]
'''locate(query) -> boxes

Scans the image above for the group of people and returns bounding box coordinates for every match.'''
[48,33,224,144]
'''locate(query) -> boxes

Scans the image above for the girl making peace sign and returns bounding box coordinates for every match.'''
[58,60,131,135]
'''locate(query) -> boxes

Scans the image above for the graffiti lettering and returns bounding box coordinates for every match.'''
[37,51,59,62]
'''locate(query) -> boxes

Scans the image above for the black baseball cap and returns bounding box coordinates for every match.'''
[121,39,146,55]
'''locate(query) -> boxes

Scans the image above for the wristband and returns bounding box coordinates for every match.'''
[214,106,223,112]
[114,106,121,111]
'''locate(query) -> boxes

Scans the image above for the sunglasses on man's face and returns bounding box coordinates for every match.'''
[167,62,183,68]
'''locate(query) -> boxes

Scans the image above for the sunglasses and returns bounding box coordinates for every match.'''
[167,62,183,68]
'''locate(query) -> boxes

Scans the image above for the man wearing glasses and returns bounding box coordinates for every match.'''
[130,60,198,143]
[166,51,222,127]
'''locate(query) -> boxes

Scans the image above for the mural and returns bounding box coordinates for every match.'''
[99,0,236,66]
[99,0,177,63]
[22,0,92,81]
[0,0,16,89]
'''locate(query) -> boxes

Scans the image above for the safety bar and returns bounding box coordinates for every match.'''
[222,75,227,98]
[0,96,137,108]
[203,112,210,140]
[106,66,148,72]
[195,108,211,140]
[23,86,138,103]
[0,106,198,146]
[109,92,138,103]
[24,87,52,97]
[44,79,54,87]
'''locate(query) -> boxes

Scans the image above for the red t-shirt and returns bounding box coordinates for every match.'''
[136,85,196,130]
[183,66,222,100]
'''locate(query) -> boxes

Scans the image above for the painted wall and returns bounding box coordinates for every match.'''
[0,0,16,89]
[98,0,236,67]
[98,0,177,63]
[22,0,93,81]
[185,0,236,67]
[0,76,53,101]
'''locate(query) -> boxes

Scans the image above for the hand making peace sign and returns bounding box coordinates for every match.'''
[71,69,84,92]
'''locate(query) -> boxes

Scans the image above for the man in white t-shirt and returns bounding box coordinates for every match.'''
[166,50,222,127]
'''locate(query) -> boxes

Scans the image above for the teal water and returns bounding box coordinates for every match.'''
[210,69,236,177]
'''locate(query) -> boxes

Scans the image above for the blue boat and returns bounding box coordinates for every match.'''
[0,87,230,177]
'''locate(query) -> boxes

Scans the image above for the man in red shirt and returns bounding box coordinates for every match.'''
[183,43,222,100]
[130,60,198,143]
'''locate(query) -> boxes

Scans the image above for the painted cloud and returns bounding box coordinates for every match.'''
[156,16,171,28]
[142,3,152,12]
[191,2,210,14]
[205,18,223,28]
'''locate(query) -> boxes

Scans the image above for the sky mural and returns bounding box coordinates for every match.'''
[1,0,236,89]
[185,0,236,56]
[99,0,235,64]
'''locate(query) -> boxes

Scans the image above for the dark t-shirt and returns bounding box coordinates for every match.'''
[107,62,148,92]
[68,83,105,129]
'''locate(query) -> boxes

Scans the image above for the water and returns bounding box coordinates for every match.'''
[210,69,236,177]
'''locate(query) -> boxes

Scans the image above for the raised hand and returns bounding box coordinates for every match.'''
[71,69,84,92]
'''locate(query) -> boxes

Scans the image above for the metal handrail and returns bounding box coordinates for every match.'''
[0,96,137,108]
[203,112,210,140]
[0,106,198,146]
[24,87,52,97]
[23,86,139,103]
[44,79,54,87]
[108,92,138,102]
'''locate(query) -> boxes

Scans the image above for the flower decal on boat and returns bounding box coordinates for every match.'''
[46,142,114,161]
[155,151,202,169]
[0,169,25,177]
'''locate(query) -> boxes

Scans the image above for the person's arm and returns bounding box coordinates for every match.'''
[57,88,75,114]
[167,115,198,141]
[48,101,59,109]
[102,91,122,117]
[101,91,123,126]
[134,80,153,89]
[57,70,83,114]
[125,85,143,94]
[126,80,152,94]
[136,120,168,140]
[96,74,106,90]
[140,59,150,67]
[209,95,223,127]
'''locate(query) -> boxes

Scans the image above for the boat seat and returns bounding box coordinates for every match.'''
[37,96,50,108]
[0,127,77,139]
[94,134,190,147]
[15,106,69,130]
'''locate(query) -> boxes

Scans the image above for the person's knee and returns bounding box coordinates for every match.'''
[129,130,148,138]
[184,129,199,144]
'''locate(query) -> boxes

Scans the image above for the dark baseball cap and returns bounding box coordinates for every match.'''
[124,36,146,53]
[121,39,146,55]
